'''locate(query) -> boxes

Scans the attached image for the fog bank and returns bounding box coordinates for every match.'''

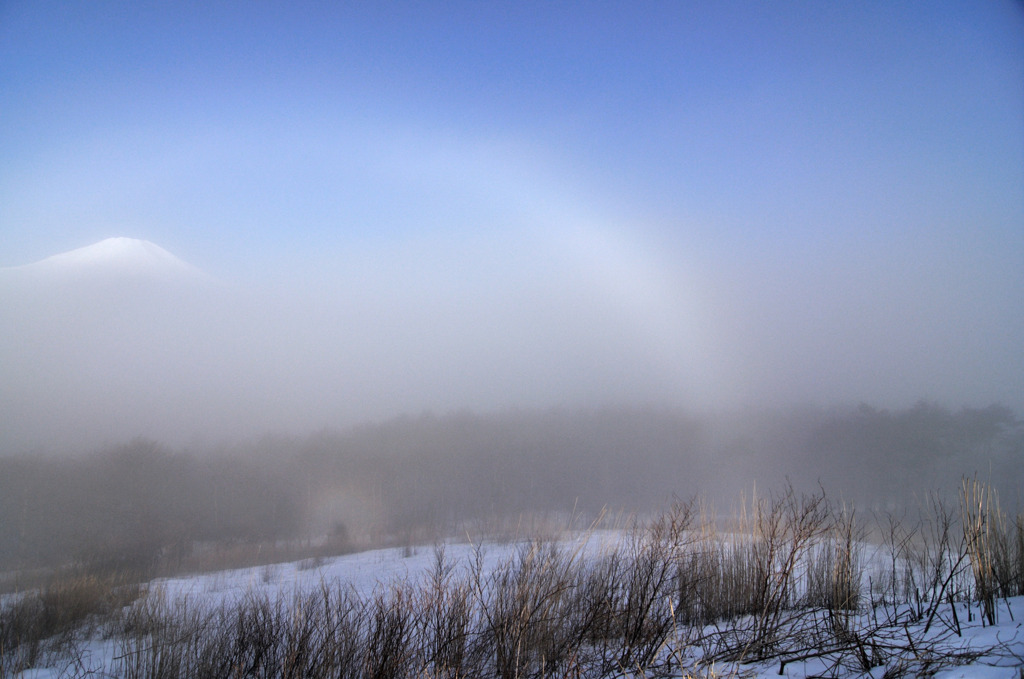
[2,230,1022,454]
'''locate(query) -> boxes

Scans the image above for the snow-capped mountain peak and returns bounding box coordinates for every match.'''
[3,237,207,283]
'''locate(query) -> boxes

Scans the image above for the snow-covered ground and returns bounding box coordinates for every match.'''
[8,532,1024,678]
[152,530,625,603]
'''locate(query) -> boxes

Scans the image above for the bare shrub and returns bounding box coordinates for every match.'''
[988,504,1024,600]
[805,504,864,641]
[363,584,417,679]
[705,485,830,661]
[470,539,586,679]
[416,545,472,678]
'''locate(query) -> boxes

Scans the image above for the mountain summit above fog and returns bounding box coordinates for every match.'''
[3,237,206,284]
[0,237,225,453]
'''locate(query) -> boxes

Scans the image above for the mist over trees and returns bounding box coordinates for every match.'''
[0,441,300,574]
[1,402,1019,576]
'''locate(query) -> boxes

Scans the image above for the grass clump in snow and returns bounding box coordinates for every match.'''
[0,572,142,675]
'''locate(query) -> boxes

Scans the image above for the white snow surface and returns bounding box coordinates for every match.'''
[154,531,625,607]
[10,534,1024,678]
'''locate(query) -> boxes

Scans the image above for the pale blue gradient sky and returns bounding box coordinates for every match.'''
[1,2,1023,438]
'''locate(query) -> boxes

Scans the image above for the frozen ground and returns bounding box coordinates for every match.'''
[152,530,626,602]
[9,532,1024,678]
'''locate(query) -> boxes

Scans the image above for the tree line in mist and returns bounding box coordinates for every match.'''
[1,401,1020,575]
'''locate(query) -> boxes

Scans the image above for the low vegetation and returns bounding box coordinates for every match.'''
[3,481,1022,678]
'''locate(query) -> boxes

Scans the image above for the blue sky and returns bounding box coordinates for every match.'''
[4,2,1020,265]
[1,1,1023,436]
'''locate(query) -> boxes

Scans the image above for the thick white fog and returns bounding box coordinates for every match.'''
[1,230,1021,454]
